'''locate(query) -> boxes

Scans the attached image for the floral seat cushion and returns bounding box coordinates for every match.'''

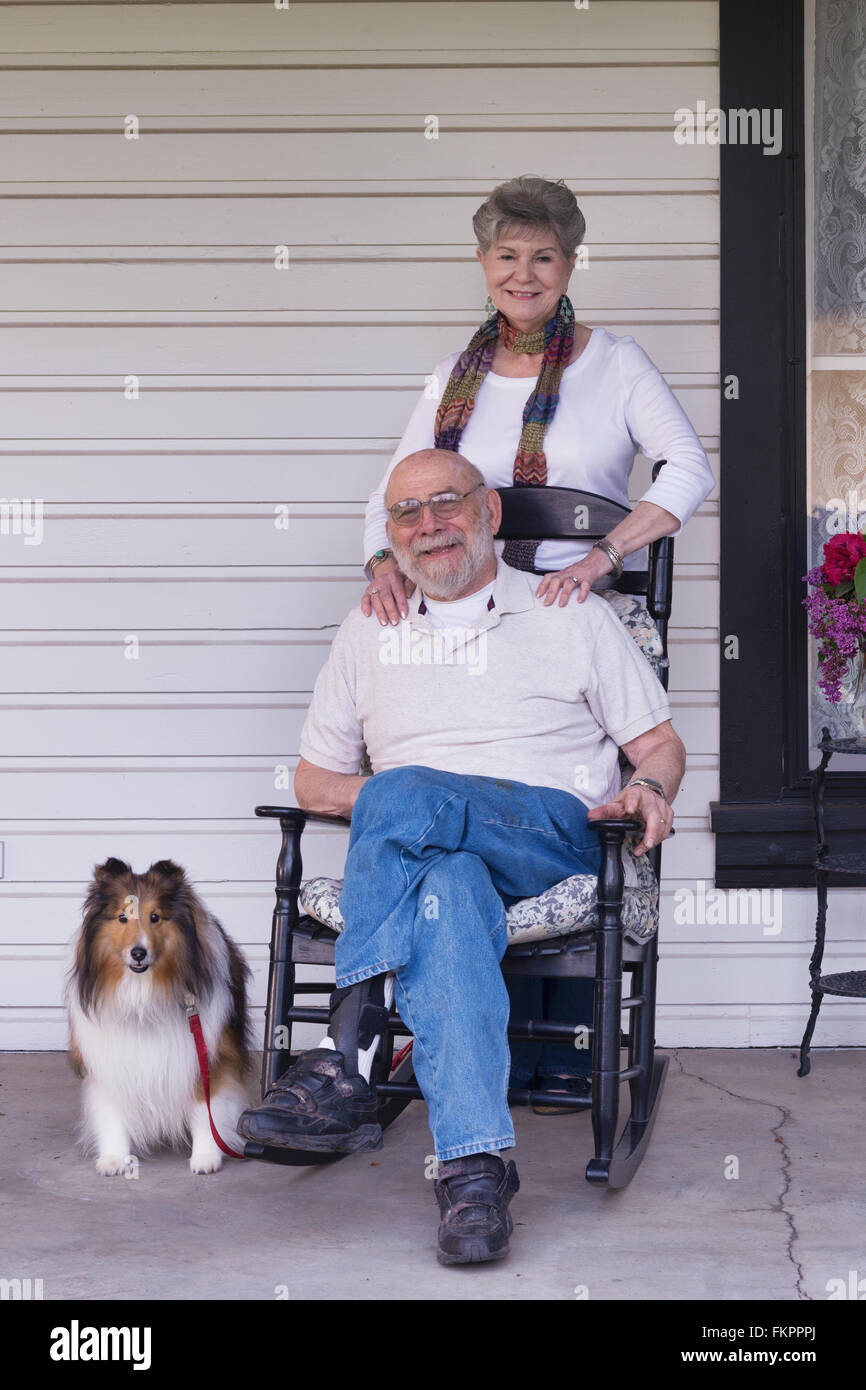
[600,589,666,681]
[299,833,658,948]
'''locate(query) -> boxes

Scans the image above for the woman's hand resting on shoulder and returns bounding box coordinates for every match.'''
[361,556,416,626]
[535,545,614,606]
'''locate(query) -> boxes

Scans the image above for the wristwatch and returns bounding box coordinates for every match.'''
[365,548,393,582]
[626,776,667,801]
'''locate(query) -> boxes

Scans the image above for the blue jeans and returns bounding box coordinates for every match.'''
[335,766,601,1161]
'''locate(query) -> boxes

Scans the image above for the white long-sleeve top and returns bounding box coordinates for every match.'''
[363,326,715,572]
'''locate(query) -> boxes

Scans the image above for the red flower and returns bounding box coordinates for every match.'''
[823,531,866,586]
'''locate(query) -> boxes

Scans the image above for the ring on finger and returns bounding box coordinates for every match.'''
[370,587,380,595]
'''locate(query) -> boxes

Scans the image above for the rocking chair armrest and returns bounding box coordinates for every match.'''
[588,818,640,836]
[589,817,675,837]
[255,804,351,827]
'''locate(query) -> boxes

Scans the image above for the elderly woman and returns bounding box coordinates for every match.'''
[359,176,714,1108]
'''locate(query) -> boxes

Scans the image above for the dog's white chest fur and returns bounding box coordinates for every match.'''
[69,979,245,1173]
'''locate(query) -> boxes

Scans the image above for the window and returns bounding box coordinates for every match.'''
[711,0,866,886]
[804,0,866,758]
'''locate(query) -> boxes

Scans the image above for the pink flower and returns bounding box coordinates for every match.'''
[823,532,866,586]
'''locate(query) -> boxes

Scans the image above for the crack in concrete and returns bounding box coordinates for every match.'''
[670,1049,811,1300]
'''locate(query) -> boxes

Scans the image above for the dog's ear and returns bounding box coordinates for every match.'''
[147,859,187,884]
[92,857,133,881]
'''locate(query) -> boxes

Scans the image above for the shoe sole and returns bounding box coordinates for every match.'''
[437,1241,511,1266]
[238,1122,383,1154]
[437,1210,514,1265]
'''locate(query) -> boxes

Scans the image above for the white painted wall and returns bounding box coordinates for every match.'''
[1,1,850,1052]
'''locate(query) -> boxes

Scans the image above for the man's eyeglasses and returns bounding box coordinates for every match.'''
[387,482,484,527]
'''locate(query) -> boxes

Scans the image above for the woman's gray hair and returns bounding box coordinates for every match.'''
[472,176,586,259]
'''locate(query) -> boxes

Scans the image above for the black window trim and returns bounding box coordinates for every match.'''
[711,0,866,888]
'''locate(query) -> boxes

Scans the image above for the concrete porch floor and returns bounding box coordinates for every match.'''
[1,1048,863,1302]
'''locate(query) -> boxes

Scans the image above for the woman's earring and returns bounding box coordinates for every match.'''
[485,295,495,317]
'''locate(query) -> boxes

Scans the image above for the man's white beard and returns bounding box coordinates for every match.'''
[391,510,494,599]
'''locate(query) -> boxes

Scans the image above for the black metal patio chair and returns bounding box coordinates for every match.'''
[246,462,674,1188]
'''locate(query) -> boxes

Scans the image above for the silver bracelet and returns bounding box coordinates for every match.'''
[364,548,393,582]
[591,538,624,580]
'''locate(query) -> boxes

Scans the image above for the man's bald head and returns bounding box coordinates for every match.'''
[385,449,484,510]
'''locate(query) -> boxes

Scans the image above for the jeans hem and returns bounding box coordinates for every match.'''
[335,960,393,988]
[436,1135,515,1162]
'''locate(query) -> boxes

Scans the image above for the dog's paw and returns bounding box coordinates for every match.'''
[190,1149,223,1175]
[95,1153,136,1177]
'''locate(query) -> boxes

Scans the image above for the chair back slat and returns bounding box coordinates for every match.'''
[496,486,630,541]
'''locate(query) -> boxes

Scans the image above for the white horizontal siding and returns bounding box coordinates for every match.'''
[0,757,721,820]
[0,253,718,310]
[25,868,866,948]
[0,131,717,184]
[1,569,721,634]
[0,442,719,504]
[0,606,722,694]
[0,68,719,119]
[0,318,721,376]
[0,504,720,567]
[6,937,853,1013]
[2,0,796,1054]
[0,699,719,760]
[0,2,719,58]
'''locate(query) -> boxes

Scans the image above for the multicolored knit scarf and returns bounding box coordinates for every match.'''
[433,294,575,569]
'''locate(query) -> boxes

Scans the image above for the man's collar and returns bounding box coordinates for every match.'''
[418,592,495,617]
[490,557,538,615]
[408,558,536,626]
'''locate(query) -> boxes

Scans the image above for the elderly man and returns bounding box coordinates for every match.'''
[238,449,685,1265]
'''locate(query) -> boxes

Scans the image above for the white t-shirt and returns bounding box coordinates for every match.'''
[363,326,715,572]
[422,581,496,626]
[418,580,496,659]
[299,560,671,810]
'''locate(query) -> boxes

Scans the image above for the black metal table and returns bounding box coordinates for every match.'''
[797,727,866,1076]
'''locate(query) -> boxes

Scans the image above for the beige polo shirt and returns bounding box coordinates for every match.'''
[299,559,671,810]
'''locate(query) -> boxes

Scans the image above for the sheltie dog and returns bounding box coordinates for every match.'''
[67,858,252,1175]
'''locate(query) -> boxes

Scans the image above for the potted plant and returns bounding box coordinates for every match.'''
[803,531,866,741]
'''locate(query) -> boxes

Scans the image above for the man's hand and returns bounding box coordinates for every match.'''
[598,720,684,854]
[587,782,674,857]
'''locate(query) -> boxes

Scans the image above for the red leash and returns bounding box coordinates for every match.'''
[185,994,248,1160]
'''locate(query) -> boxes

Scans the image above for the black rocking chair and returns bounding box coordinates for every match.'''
[246,462,674,1189]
